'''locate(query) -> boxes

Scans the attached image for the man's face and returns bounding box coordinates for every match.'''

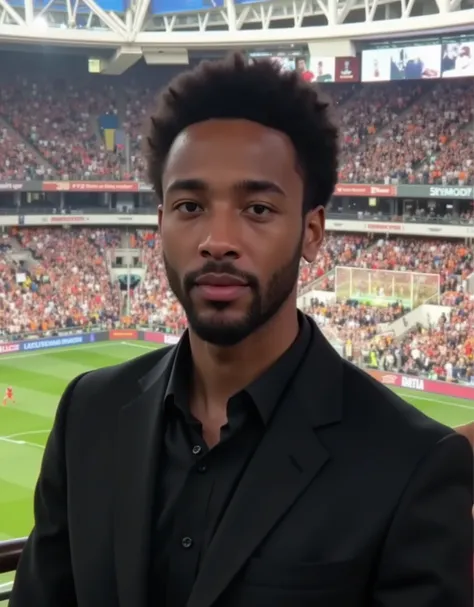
[159,119,324,346]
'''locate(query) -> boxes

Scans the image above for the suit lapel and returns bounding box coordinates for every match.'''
[187,322,343,607]
[114,347,176,607]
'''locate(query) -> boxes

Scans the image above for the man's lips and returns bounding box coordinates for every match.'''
[194,274,249,301]
[195,273,248,287]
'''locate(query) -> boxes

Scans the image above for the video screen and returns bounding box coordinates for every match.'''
[361,44,441,82]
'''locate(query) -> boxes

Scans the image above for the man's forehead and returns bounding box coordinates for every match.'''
[168,120,293,157]
[164,119,298,179]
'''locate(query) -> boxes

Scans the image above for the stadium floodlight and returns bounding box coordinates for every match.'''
[32,15,48,31]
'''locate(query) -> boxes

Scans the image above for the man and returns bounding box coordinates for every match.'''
[10,55,473,607]
[2,385,15,406]
[295,57,314,82]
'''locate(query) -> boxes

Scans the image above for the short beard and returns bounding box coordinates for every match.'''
[163,237,302,347]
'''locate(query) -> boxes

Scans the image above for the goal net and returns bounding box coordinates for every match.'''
[334,267,440,309]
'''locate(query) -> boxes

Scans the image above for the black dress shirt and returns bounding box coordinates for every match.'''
[149,313,311,607]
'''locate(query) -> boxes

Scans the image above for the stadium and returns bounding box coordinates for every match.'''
[0,0,474,602]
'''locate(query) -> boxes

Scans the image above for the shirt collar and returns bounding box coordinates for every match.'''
[165,311,311,426]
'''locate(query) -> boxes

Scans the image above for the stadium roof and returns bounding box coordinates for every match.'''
[0,0,472,67]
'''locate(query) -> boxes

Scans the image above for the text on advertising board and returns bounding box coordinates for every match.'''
[0,183,23,191]
[366,223,403,232]
[109,330,139,340]
[401,376,425,391]
[22,336,84,351]
[164,334,180,345]
[48,216,89,224]
[0,343,21,354]
[42,181,140,193]
[429,186,473,199]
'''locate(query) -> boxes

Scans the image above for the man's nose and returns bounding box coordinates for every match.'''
[197,214,241,261]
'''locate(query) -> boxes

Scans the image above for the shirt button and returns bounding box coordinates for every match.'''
[181,537,193,549]
[192,445,202,456]
[197,464,207,473]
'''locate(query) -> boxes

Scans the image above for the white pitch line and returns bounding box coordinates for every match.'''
[121,341,158,350]
[0,581,13,591]
[0,437,45,449]
[0,341,118,362]
[1,429,50,440]
[396,390,474,411]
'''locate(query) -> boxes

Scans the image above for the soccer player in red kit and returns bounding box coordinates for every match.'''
[2,386,15,406]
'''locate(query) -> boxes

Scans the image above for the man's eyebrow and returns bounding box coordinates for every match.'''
[233,179,286,196]
[166,178,208,194]
[165,178,286,197]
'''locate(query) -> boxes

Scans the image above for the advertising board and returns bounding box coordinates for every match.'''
[367,369,474,401]
[334,57,360,83]
[22,335,85,351]
[144,331,165,344]
[109,329,138,340]
[333,184,397,197]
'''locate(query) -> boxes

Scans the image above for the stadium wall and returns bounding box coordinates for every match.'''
[1,330,473,402]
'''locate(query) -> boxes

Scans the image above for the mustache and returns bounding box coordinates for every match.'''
[184,262,259,291]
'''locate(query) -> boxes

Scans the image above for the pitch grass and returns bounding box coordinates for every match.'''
[1,341,473,596]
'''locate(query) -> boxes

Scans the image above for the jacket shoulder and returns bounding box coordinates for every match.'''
[69,345,174,408]
[342,360,455,446]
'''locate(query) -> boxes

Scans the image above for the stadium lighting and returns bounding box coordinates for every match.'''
[32,16,48,31]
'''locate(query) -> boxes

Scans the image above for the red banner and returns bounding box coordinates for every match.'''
[144,331,165,344]
[334,184,398,197]
[367,369,474,400]
[48,216,89,224]
[366,223,404,232]
[43,181,139,193]
[109,330,138,340]
[335,57,360,83]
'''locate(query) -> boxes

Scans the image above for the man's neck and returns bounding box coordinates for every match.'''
[188,306,299,415]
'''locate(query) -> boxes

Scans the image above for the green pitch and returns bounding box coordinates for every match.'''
[1,341,473,596]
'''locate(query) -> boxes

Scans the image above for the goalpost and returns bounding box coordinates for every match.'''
[334,267,441,309]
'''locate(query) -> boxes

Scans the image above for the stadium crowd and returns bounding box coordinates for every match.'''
[0,228,122,338]
[0,70,473,184]
[1,227,473,384]
[365,294,474,384]
[338,79,474,185]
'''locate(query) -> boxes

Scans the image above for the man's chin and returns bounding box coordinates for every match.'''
[190,323,253,347]
[187,312,255,347]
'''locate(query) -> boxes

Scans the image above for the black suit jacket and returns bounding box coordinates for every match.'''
[10,320,473,607]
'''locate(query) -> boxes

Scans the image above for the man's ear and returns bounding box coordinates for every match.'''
[157,204,163,233]
[302,206,325,263]
[455,421,474,448]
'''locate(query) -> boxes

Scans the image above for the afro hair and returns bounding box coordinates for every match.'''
[146,53,339,211]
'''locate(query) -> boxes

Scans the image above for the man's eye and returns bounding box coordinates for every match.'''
[247,204,271,216]
[176,202,202,214]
